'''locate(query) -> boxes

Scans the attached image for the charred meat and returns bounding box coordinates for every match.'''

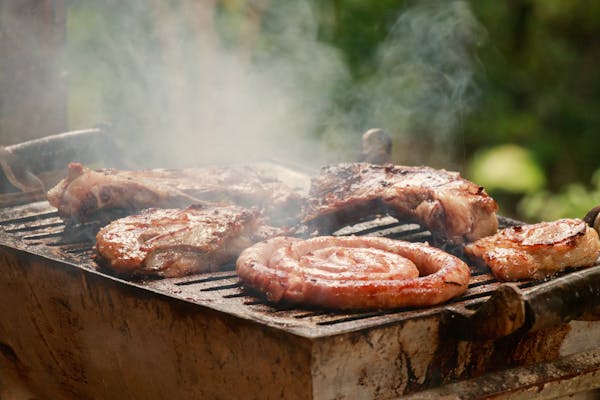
[236,236,470,310]
[303,163,498,244]
[47,162,306,225]
[464,218,600,281]
[96,204,279,277]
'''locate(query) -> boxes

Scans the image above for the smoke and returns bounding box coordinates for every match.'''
[327,0,486,168]
[66,0,348,168]
[0,1,67,144]
[64,0,483,168]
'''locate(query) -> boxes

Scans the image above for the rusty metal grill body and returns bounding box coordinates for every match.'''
[1,200,600,399]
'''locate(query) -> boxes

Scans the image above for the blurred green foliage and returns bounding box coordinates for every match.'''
[519,171,600,222]
[466,0,600,220]
[66,0,600,221]
[465,1,600,187]
[468,144,546,194]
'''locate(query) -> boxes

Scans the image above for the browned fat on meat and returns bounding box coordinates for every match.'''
[47,162,305,225]
[303,163,499,244]
[96,204,279,278]
[236,236,470,310]
[464,218,600,281]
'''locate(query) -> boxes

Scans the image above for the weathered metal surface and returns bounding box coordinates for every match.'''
[524,268,600,333]
[447,284,526,340]
[310,321,595,399]
[0,247,313,400]
[401,347,600,400]
[448,267,600,341]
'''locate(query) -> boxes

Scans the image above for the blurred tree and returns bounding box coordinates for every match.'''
[465,0,600,189]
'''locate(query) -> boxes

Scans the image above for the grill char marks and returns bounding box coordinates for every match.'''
[464,218,600,281]
[47,163,306,226]
[303,163,499,244]
[95,204,278,278]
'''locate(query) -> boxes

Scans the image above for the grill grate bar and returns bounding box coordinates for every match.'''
[223,292,250,299]
[199,282,242,292]
[335,221,428,241]
[333,216,400,235]
[316,309,409,326]
[468,277,497,288]
[175,272,238,286]
[0,211,59,225]
[294,311,331,319]
[47,239,95,247]
[460,281,503,297]
[4,221,64,233]
[454,291,496,303]
[22,231,65,240]
[353,224,423,238]
[387,231,431,241]
[64,247,95,255]
[246,303,336,319]
[0,200,557,335]
[265,305,305,314]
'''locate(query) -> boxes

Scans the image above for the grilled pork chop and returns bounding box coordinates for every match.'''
[303,163,498,244]
[47,162,305,225]
[96,204,279,277]
[236,236,470,310]
[464,218,600,281]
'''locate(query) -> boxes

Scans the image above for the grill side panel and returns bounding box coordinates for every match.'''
[0,245,314,400]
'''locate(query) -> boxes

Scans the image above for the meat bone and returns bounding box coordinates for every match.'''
[447,210,600,341]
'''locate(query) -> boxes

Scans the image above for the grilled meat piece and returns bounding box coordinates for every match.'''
[47,162,306,225]
[464,218,600,281]
[236,236,470,310]
[303,163,498,244]
[96,204,278,277]
[47,163,196,221]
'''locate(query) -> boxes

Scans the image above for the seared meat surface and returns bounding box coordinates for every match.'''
[47,162,306,225]
[236,236,470,310]
[303,163,498,244]
[96,204,278,277]
[47,163,195,221]
[464,218,600,281]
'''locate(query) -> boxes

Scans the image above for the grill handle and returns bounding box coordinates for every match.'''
[447,265,600,340]
[5,126,123,176]
[0,126,123,205]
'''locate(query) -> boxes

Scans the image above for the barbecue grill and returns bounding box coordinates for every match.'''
[1,129,600,399]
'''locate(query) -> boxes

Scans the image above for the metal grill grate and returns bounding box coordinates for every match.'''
[0,200,578,338]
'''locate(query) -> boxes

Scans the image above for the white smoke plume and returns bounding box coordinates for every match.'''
[63,0,484,169]
[67,1,348,168]
[325,0,486,168]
